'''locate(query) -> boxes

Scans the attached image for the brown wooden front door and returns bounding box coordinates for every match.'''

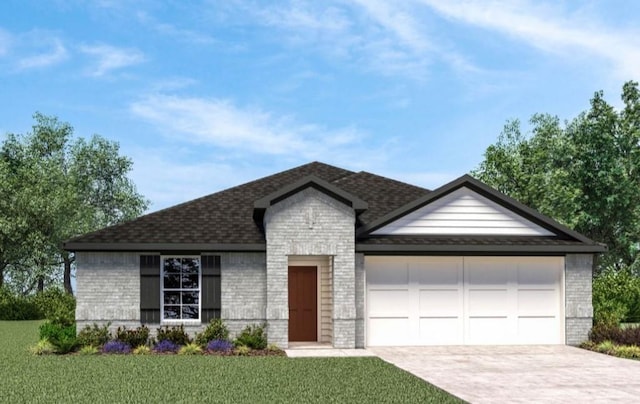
[288,266,317,342]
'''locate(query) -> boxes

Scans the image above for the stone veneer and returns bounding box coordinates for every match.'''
[565,254,595,345]
[264,188,356,348]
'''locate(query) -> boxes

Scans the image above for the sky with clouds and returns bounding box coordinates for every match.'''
[1,0,639,212]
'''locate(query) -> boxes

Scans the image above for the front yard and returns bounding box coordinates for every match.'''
[0,321,462,403]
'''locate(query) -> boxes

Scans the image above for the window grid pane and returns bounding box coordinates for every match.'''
[162,257,200,320]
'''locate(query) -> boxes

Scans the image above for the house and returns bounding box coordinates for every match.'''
[64,162,605,348]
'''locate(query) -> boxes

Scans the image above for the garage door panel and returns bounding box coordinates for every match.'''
[517,266,559,286]
[419,318,463,345]
[368,289,410,317]
[419,289,461,316]
[367,264,408,285]
[467,289,509,316]
[518,317,560,344]
[518,289,558,316]
[368,318,410,346]
[468,317,510,344]
[466,266,509,286]
[410,259,461,285]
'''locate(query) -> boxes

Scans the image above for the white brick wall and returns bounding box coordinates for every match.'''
[565,254,594,345]
[76,252,141,323]
[220,252,267,337]
[264,188,356,348]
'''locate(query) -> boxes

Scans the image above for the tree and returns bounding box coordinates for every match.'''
[474,81,640,272]
[0,113,148,294]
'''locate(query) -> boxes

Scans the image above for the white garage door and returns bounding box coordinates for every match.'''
[366,256,564,346]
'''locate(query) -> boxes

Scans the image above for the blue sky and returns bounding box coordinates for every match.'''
[1,0,639,212]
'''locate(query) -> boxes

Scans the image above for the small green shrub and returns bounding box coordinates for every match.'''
[29,339,55,355]
[195,319,229,347]
[133,345,152,355]
[77,323,111,348]
[235,324,267,350]
[156,324,191,346]
[178,343,203,355]
[39,321,77,354]
[235,345,251,356]
[32,288,76,326]
[78,345,99,355]
[613,345,640,359]
[116,325,149,348]
[267,343,281,352]
[595,340,616,354]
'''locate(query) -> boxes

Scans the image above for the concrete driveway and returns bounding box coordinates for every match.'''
[370,345,640,403]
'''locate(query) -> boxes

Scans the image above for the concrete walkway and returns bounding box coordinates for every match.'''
[285,348,376,357]
[370,345,640,403]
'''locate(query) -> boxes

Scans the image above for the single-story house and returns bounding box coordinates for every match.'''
[64,162,605,348]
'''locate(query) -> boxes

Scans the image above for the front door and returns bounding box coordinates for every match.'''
[288,266,317,341]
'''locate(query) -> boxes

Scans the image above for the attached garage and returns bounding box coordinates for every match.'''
[366,256,564,346]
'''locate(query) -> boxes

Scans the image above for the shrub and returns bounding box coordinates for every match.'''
[115,325,149,348]
[32,288,76,326]
[153,340,180,353]
[0,287,41,320]
[235,345,251,356]
[102,341,131,354]
[267,343,282,352]
[39,321,77,354]
[613,345,640,359]
[133,345,152,355]
[29,339,55,355]
[78,345,99,355]
[590,324,640,346]
[178,343,203,355]
[595,340,616,354]
[156,324,191,346]
[77,323,111,348]
[206,339,234,352]
[593,267,640,326]
[195,319,229,347]
[235,324,267,350]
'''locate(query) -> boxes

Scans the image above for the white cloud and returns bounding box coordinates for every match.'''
[17,38,68,69]
[420,0,640,79]
[130,94,370,160]
[136,12,215,44]
[0,28,11,56]
[79,43,145,76]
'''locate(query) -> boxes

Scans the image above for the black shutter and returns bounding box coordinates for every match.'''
[140,255,161,324]
[201,255,221,323]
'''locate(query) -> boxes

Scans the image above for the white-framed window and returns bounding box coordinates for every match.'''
[161,256,201,322]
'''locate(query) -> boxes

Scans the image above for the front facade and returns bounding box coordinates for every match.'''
[65,162,605,348]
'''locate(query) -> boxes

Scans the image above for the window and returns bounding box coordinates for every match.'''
[161,256,200,321]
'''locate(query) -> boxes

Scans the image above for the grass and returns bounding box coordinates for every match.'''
[0,321,462,403]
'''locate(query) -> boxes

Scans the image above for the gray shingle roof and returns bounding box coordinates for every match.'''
[63,161,605,253]
[64,162,430,249]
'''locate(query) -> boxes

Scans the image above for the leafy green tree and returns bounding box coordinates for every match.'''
[0,113,148,294]
[474,81,640,272]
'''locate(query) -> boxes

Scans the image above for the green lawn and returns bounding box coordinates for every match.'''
[0,321,462,403]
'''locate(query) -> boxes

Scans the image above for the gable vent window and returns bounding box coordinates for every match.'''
[161,257,201,321]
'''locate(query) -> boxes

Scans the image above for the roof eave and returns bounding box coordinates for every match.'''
[355,243,607,254]
[63,242,266,252]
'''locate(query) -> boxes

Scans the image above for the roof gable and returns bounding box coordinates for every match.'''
[359,174,596,245]
[371,186,554,236]
[253,175,368,224]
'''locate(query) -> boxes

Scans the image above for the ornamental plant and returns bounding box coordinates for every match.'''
[77,323,111,348]
[235,324,267,350]
[156,324,191,346]
[116,325,149,348]
[206,339,234,352]
[195,319,230,347]
[102,340,131,354]
[178,343,202,355]
[153,340,180,353]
